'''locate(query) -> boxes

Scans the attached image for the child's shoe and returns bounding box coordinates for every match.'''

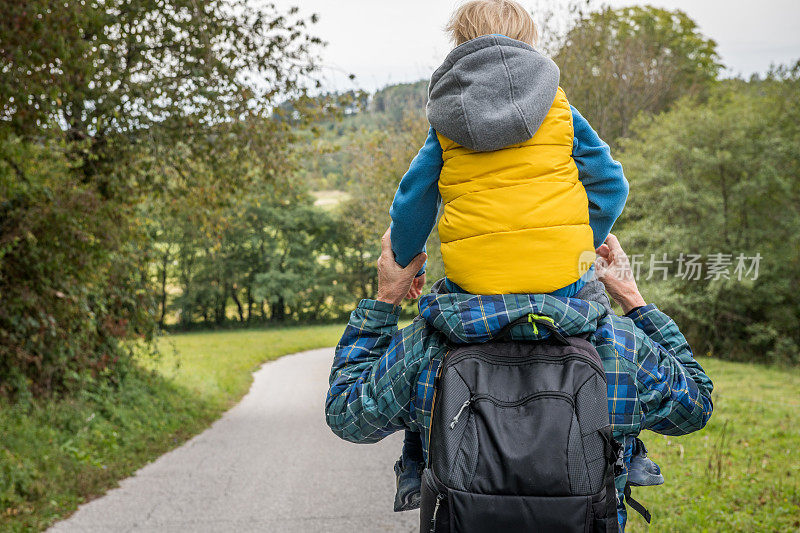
[627,437,664,486]
[393,456,423,512]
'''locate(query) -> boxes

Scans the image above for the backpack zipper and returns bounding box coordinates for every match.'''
[429,494,444,533]
[445,349,604,377]
[449,391,573,430]
[449,399,471,429]
[472,390,574,408]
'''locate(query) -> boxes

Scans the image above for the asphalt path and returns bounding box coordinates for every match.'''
[49,348,419,533]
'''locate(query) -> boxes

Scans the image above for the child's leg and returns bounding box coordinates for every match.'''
[574,277,613,315]
[549,266,613,315]
[628,437,664,486]
[403,429,424,462]
[394,429,424,512]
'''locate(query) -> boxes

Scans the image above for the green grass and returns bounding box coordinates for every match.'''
[0,324,344,532]
[2,328,799,532]
[149,324,345,407]
[627,357,800,532]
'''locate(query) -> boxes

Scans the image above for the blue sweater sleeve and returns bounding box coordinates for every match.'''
[571,106,629,248]
[389,126,444,272]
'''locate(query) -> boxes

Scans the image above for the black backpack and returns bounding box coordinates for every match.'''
[420,314,621,533]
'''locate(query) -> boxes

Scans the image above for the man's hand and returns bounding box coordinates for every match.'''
[376,228,428,306]
[595,234,647,314]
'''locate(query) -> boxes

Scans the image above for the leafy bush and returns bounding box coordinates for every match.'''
[0,171,156,398]
[617,70,800,363]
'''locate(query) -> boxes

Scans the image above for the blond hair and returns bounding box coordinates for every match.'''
[446,0,539,47]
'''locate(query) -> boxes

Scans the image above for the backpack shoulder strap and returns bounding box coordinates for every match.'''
[624,484,652,524]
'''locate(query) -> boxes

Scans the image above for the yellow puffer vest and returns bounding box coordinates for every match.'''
[437,87,594,294]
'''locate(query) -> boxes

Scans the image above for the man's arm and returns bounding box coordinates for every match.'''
[628,306,714,435]
[389,126,444,273]
[325,230,429,442]
[596,234,713,436]
[571,106,629,248]
[326,301,428,443]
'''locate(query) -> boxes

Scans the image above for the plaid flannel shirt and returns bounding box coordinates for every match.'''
[325,292,713,530]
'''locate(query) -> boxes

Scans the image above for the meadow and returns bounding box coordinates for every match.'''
[627,358,800,532]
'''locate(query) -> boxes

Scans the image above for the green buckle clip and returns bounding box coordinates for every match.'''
[527,313,555,336]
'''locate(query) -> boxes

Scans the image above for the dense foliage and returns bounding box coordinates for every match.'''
[161,186,346,326]
[617,70,800,364]
[0,147,154,398]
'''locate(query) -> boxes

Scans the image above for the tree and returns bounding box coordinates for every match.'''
[553,5,721,144]
[0,0,321,196]
[0,0,323,397]
[616,68,800,364]
[370,81,428,123]
[162,184,347,326]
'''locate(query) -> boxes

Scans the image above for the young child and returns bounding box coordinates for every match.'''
[387,0,663,512]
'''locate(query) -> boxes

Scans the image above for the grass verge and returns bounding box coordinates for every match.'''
[0,324,344,532]
[627,357,800,532]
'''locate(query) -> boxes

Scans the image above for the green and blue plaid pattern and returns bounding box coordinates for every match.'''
[325,293,713,530]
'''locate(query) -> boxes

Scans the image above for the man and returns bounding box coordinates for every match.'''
[325,231,713,530]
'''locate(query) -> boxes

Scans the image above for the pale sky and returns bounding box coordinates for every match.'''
[270,0,800,92]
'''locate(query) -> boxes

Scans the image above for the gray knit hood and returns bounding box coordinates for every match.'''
[426,34,560,152]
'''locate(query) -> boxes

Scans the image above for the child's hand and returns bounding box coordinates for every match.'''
[405,273,426,300]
